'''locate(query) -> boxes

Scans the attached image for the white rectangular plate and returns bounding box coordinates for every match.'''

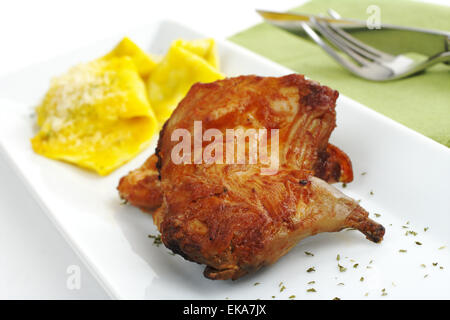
[0,20,449,300]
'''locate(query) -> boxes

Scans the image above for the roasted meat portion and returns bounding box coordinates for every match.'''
[118,154,162,211]
[118,142,352,211]
[118,74,384,280]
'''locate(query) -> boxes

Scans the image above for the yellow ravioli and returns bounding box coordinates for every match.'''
[147,38,224,123]
[31,56,158,175]
[103,37,159,78]
[172,38,220,69]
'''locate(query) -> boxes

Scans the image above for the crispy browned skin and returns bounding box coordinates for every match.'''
[316,143,354,183]
[117,154,162,211]
[118,142,353,211]
[119,74,384,280]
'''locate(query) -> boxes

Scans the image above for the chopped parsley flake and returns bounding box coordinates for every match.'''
[353,263,359,268]
[333,297,341,300]
[304,251,314,256]
[424,227,429,232]
[415,241,422,246]
[336,254,340,261]
[307,288,316,293]
[374,213,381,218]
[289,295,296,299]
[148,234,162,247]
[399,249,407,253]
[308,281,315,285]
[254,282,260,286]
[338,264,347,272]
[360,277,364,282]
[307,267,316,273]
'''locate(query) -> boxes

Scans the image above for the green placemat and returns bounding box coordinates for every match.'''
[229,0,450,147]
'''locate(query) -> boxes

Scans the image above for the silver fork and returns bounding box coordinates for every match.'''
[301,9,450,81]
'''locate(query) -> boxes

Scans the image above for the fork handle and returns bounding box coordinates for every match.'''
[395,51,450,80]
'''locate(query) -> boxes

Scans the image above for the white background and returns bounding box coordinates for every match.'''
[0,0,447,299]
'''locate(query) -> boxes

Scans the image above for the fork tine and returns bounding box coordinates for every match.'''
[311,18,373,66]
[322,22,382,61]
[300,20,368,77]
[326,8,342,19]
[326,23,395,62]
[326,9,396,62]
[301,19,393,80]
